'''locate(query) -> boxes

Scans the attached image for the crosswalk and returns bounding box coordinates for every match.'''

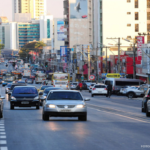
[0,118,7,150]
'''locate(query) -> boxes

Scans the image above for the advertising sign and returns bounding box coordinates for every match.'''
[60,46,67,57]
[137,36,144,62]
[57,20,65,41]
[70,0,88,19]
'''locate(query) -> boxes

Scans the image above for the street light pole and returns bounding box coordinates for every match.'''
[133,43,136,79]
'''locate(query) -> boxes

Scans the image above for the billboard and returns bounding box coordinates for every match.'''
[137,36,144,62]
[60,46,67,57]
[57,20,65,41]
[70,0,88,19]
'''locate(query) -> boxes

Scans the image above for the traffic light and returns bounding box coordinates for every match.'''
[45,62,48,67]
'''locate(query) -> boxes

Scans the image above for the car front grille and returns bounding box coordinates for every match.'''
[16,98,34,101]
[57,105,76,108]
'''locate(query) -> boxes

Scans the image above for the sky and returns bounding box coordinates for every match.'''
[0,0,63,21]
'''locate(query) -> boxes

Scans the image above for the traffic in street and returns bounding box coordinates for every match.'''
[0,60,149,150]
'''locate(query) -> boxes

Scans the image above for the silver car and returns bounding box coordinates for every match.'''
[42,90,90,121]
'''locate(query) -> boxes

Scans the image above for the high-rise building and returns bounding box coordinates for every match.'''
[13,0,46,20]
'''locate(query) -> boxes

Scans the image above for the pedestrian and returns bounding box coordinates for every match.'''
[106,83,112,98]
[79,81,83,92]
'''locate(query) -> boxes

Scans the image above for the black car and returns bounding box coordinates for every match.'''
[10,86,40,110]
[142,88,150,112]
[76,82,88,90]
[0,96,4,118]
[40,87,62,105]
[8,83,27,101]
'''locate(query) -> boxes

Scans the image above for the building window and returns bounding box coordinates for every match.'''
[135,0,138,8]
[100,1,102,9]
[127,12,131,14]
[127,0,131,2]
[100,13,102,21]
[147,24,150,32]
[148,0,150,8]
[148,12,150,20]
[148,35,150,43]
[47,19,50,38]
[127,24,131,26]
[127,36,131,39]
[135,12,139,20]
[135,24,139,32]
[127,48,132,51]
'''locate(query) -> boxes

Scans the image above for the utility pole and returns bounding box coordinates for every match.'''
[106,47,107,73]
[107,38,121,73]
[133,43,136,79]
[88,45,90,80]
[96,45,98,82]
[82,45,84,81]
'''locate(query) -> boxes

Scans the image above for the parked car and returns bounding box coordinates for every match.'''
[70,82,78,90]
[10,86,40,110]
[126,86,144,98]
[85,82,92,90]
[40,87,62,105]
[0,96,4,118]
[5,83,12,94]
[89,83,96,93]
[91,84,107,97]
[42,90,90,121]
[120,86,139,95]
[146,100,150,117]
[142,88,150,113]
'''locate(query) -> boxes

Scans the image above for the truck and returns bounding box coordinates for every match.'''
[35,73,46,84]
[23,69,31,78]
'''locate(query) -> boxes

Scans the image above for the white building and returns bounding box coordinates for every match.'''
[101,0,147,57]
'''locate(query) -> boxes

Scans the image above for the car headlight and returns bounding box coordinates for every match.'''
[11,96,16,100]
[34,96,39,100]
[46,104,56,108]
[76,105,85,108]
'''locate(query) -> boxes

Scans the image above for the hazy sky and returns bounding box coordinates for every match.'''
[0,0,63,21]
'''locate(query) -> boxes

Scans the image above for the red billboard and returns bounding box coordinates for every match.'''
[137,36,144,62]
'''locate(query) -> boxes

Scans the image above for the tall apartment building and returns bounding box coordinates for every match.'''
[100,0,149,56]
[63,0,93,48]
[13,0,46,20]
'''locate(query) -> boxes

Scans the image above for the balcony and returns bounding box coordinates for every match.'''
[64,31,68,35]
[64,17,69,22]
[63,0,68,8]
[64,9,68,15]
[64,37,69,42]
[64,24,69,28]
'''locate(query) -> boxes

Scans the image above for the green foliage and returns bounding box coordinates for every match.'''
[0,44,4,54]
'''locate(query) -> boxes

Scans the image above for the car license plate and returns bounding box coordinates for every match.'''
[98,91,102,93]
[21,101,29,104]
[60,109,71,112]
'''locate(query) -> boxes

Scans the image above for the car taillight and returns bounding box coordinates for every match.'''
[53,85,55,87]
[93,88,96,90]
[104,88,107,90]
[147,95,150,98]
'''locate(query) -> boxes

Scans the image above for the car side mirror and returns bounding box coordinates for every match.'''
[39,92,43,95]
[84,98,90,101]
[0,97,4,99]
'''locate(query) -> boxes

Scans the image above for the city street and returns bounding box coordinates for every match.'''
[0,63,150,150]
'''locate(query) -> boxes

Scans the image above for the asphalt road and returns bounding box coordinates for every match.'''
[0,62,150,150]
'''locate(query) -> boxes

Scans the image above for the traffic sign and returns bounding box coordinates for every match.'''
[106,73,121,78]
[89,75,95,80]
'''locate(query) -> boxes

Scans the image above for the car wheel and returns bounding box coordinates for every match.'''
[89,91,91,93]
[78,115,87,121]
[91,94,94,97]
[10,104,14,110]
[146,108,150,117]
[0,109,3,118]
[42,113,49,121]
[36,105,40,109]
[127,92,135,99]
[141,108,146,112]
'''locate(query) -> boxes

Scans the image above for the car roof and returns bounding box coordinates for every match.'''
[95,83,106,85]
[49,90,80,93]
[14,86,35,88]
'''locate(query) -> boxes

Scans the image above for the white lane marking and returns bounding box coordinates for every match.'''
[0,147,8,150]
[0,129,5,132]
[88,107,150,123]
[0,140,6,144]
[0,133,5,135]
[0,136,6,139]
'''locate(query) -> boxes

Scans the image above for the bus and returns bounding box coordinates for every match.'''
[52,72,70,89]
[2,73,16,86]
[35,73,46,84]
[104,78,144,93]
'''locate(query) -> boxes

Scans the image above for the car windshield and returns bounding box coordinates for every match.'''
[10,85,26,90]
[13,87,38,94]
[44,88,62,94]
[47,92,83,100]
[7,84,12,87]
[95,85,106,88]
[41,86,52,90]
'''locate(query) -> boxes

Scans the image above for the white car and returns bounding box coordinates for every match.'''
[91,84,107,97]
[120,86,137,94]
[89,83,96,93]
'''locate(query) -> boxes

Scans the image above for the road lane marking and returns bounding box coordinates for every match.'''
[88,107,150,123]
[0,136,6,139]
[0,141,6,144]
[0,147,8,150]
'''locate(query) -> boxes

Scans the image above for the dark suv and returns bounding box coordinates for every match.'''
[10,86,40,110]
[142,88,150,112]
[8,83,26,101]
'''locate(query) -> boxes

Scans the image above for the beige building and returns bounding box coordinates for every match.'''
[13,0,46,20]
[63,0,93,48]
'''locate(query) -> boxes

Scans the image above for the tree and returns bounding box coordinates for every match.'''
[19,48,30,61]
[0,44,4,54]
[35,41,46,54]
